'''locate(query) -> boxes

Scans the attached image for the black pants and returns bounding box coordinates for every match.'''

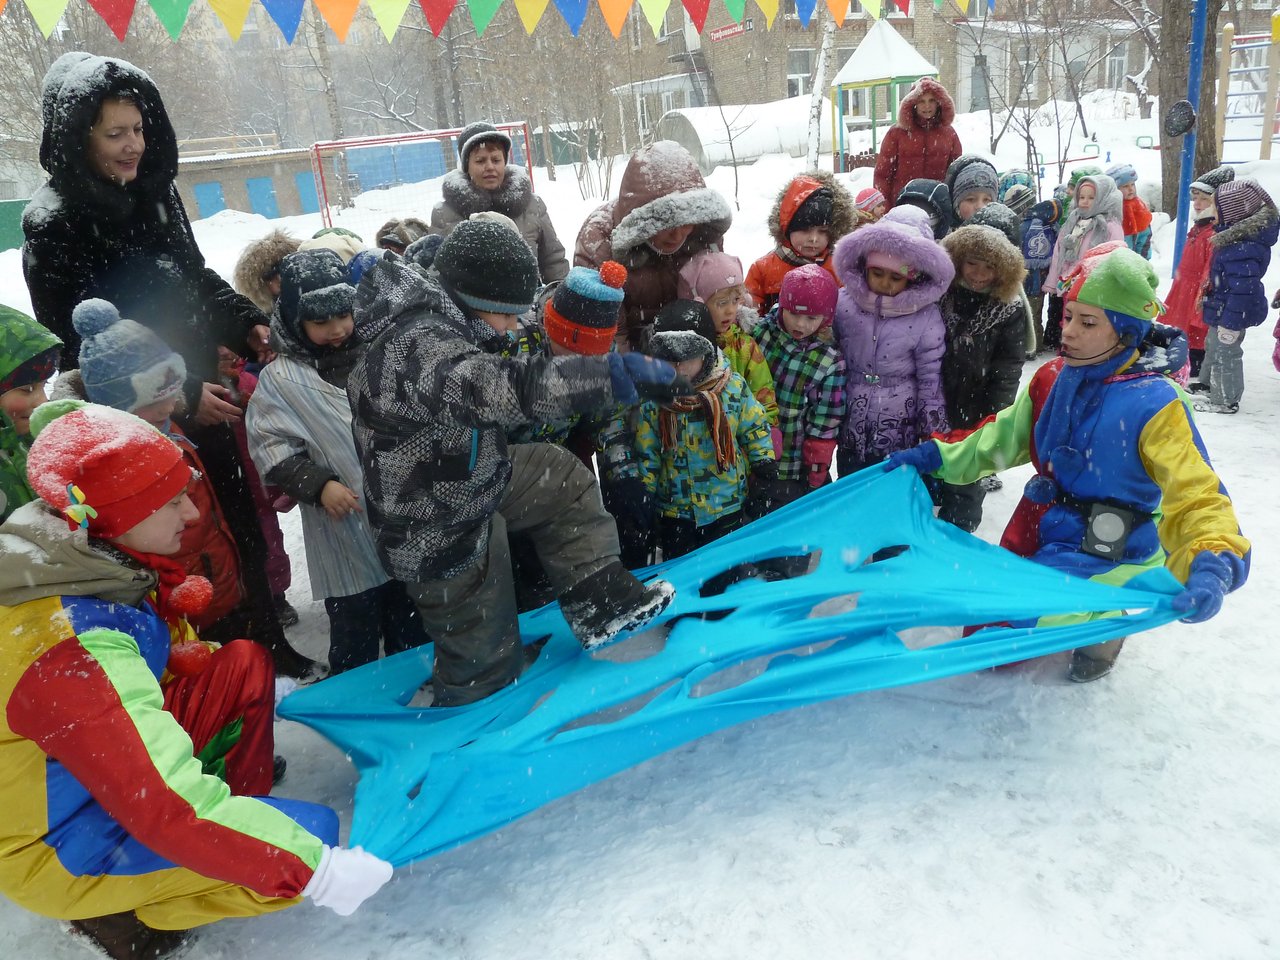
[657,512,744,561]
[1044,295,1064,350]
[935,480,986,533]
[835,448,883,479]
[324,581,429,674]
[1189,347,1206,380]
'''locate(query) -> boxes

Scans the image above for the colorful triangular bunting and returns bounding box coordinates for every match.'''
[22,0,72,37]
[861,0,881,19]
[794,0,816,27]
[680,0,709,31]
[207,0,252,38]
[87,0,135,39]
[147,0,192,38]
[366,0,412,38]
[722,0,745,21]
[825,0,845,26]
[466,0,503,34]
[419,0,457,35]
[551,0,589,34]
[753,0,777,28]
[598,0,631,37]
[512,0,548,31]
[895,0,909,14]
[636,0,667,36]
[314,0,359,39]
[259,0,306,41]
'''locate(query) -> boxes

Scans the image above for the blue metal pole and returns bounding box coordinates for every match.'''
[1173,0,1212,268]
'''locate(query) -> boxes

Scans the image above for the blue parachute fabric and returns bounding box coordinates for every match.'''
[279,466,1184,867]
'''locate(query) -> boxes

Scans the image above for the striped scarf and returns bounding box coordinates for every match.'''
[658,361,737,471]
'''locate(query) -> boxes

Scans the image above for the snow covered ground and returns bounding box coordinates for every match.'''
[2,111,1280,959]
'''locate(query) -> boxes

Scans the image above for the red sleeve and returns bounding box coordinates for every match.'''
[874,129,901,200]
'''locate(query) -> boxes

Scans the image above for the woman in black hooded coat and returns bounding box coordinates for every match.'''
[21,53,321,678]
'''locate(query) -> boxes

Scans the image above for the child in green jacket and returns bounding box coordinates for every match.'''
[0,305,61,524]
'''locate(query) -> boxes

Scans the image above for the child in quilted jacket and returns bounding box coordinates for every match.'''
[0,305,60,525]
[1107,163,1153,259]
[831,205,955,476]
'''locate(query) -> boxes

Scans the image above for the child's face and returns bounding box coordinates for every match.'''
[780,309,825,339]
[1,380,49,436]
[1075,183,1096,211]
[788,225,831,260]
[1060,300,1123,366]
[112,491,199,556]
[304,312,355,349]
[866,266,909,297]
[706,285,744,335]
[132,396,180,427]
[956,192,994,221]
[1191,191,1215,217]
[1119,183,1138,200]
[474,310,518,337]
[961,258,996,292]
[869,203,887,220]
[673,356,705,380]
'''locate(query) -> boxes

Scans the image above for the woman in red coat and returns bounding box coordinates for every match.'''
[873,78,963,206]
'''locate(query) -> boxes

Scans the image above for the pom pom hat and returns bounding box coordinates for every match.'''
[1059,242,1164,345]
[544,261,628,355]
[72,298,186,413]
[26,399,193,539]
[779,263,838,324]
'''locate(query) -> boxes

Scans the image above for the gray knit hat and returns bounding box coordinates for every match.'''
[434,218,538,315]
[952,162,1000,213]
[1190,165,1235,195]
[457,121,512,169]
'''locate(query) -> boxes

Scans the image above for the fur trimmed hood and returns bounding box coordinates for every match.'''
[609,141,733,258]
[832,206,956,316]
[766,170,864,248]
[942,225,1028,303]
[896,77,957,132]
[438,165,534,221]
[233,229,302,313]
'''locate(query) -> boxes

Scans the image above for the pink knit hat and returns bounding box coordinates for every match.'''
[855,187,886,212]
[779,263,838,324]
[677,251,746,304]
[864,249,916,279]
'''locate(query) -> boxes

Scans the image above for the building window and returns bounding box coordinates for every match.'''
[659,7,677,41]
[787,48,815,97]
[1106,41,1128,89]
[637,96,651,136]
[629,7,643,50]
[662,90,685,114]
[1013,42,1036,101]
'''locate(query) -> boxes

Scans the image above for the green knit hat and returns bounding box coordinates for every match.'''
[1060,242,1164,343]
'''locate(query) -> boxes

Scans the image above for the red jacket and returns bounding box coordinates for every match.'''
[1162,220,1214,352]
[873,78,963,205]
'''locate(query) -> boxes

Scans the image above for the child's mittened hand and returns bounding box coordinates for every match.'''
[302,845,394,917]
[1172,552,1237,624]
[884,441,943,475]
[1271,290,1280,310]
[320,481,362,520]
[800,437,838,489]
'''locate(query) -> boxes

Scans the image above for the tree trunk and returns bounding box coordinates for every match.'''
[310,9,351,208]
[807,9,836,169]
[540,109,557,182]
[1196,1,1224,177]
[1160,0,1193,215]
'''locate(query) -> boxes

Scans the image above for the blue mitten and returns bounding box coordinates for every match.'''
[1171,551,1240,623]
[606,352,691,404]
[883,440,943,475]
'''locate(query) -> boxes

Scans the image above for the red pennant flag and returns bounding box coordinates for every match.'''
[893,0,909,13]
[418,0,458,35]
[87,0,137,39]
[681,0,710,31]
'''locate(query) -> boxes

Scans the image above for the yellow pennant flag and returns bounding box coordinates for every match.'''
[826,0,846,25]
[753,0,778,29]
[206,0,251,38]
[367,0,412,38]
[314,0,361,40]
[636,0,667,36]
[598,0,631,37]
[21,0,72,36]
[513,0,548,31]
[859,0,881,17]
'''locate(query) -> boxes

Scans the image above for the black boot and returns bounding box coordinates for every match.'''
[559,561,675,649]
[70,911,191,959]
[273,593,300,627]
[1068,638,1126,683]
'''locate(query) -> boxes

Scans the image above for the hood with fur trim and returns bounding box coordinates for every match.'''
[896,77,957,132]
[608,141,733,259]
[767,170,863,249]
[942,225,1028,303]
[438,165,535,221]
[832,206,956,316]
[233,229,302,313]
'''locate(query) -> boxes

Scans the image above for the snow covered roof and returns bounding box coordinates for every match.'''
[831,19,938,88]
[179,147,310,165]
[655,96,834,173]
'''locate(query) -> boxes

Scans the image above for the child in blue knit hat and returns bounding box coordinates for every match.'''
[1106,162,1153,259]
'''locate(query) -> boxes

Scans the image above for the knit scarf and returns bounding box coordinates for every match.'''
[774,244,821,268]
[1032,348,1136,493]
[1122,197,1153,237]
[114,543,196,622]
[658,362,737,471]
[1059,214,1111,267]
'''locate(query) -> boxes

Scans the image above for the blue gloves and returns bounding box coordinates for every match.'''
[1172,551,1242,623]
[883,440,943,476]
[606,352,692,405]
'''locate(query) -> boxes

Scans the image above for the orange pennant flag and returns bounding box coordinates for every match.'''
[598,0,631,36]
[314,0,360,40]
[825,0,846,25]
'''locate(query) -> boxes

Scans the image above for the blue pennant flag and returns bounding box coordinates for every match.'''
[261,0,307,43]
[795,0,818,27]
[551,0,590,35]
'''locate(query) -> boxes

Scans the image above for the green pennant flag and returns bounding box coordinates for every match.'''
[723,0,746,21]
[467,0,503,34]
[147,0,194,38]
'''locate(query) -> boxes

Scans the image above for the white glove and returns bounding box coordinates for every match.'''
[302,845,394,916]
[1217,327,1241,345]
[273,676,299,720]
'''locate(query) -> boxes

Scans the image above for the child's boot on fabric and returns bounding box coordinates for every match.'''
[559,561,675,649]
[70,911,191,959]
[1067,638,1126,683]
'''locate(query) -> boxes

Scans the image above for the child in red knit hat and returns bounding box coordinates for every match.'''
[0,400,391,958]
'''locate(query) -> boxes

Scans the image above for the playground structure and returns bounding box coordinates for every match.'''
[1215,13,1280,163]
[310,122,534,230]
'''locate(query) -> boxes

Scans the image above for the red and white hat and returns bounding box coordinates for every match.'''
[855,187,886,212]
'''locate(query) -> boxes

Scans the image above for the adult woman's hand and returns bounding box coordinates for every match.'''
[193,382,242,426]
[249,324,274,362]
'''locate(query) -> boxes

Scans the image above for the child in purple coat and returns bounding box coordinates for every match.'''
[830,205,956,475]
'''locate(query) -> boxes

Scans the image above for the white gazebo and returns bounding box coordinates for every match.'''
[829,19,939,171]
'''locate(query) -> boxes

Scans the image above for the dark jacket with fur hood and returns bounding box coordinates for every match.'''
[1203,198,1280,332]
[873,78,963,206]
[22,53,267,380]
[575,141,733,349]
[745,170,865,313]
[938,225,1028,429]
[233,229,302,313]
[430,166,569,283]
[348,258,622,582]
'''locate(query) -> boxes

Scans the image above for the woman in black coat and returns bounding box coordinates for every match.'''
[22,52,321,678]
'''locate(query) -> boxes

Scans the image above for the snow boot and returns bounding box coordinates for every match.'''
[273,593,300,627]
[559,561,675,650]
[1068,638,1126,683]
[70,911,190,959]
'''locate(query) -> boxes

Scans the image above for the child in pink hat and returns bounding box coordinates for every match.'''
[855,187,887,221]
